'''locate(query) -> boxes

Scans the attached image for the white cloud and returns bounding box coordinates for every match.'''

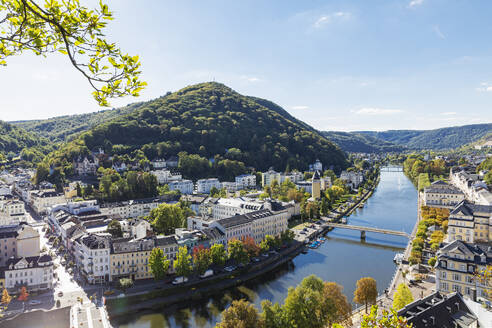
[291,106,309,110]
[441,112,457,115]
[313,12,351,28]
[476,82,492,92]
[408,0,424,8]
[240,75,261,83]
[433,25,446,39]
[353,107,404,115]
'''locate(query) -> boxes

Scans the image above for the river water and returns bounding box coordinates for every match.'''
[112,169,417,328]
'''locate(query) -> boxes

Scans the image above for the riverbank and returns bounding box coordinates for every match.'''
[0,307,70,328]
[106,241,304,319]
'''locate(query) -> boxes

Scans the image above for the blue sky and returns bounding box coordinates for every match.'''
[2,0,492,131]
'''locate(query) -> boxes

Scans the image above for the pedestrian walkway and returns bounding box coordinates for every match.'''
[70,302,111,328]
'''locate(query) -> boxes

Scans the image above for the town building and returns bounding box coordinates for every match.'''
[447,201,492,243]
[261,169,281,187]
[320,176,332,191]
[73,233,111,284]
[3,254,54,294]
[340,170,364,189]
[0,224,40,266]
[296,181,312,194]
[151,169,182,185]
[235,174,256,189]
[311,170,321,199]
[151,158,167,169]
[220,181,238,192]
[99,197,165,219]
[155,235,178,270]
[197,178,221,194]
[180,194,208,215]
[30,190,66,215]
[450,167,492,206]
[73,156,99,176]
[110,237,154,282]
[397,292,479,328]
[423,180,465,208]
[309,159,323,172]
[168,179,194,194]
[435,240,491,301]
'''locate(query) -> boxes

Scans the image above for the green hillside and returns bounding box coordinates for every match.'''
[321,131,405,153]
[12,101,149,142]
[0,121,52,162]
[45,82,348,176]
[356,123,492,150]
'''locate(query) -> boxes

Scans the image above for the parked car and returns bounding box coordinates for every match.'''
[252,257,261,263]
[199,269,214,279]
[224,265,237,272]
[29,300,42,305]
[172,276,189,285]
[261,253,269,258]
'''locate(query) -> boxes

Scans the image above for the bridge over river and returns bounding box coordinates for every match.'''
[323,222,411,239]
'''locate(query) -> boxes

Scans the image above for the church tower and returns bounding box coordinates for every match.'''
[312,170,321,199]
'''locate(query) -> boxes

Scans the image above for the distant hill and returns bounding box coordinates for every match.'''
[321,131,406,153]
[46,82,348,173]
[0,121,50,156]
[11,101,149,142]
[356,123,492,150]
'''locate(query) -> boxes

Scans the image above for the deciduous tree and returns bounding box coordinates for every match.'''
[210,243,227,267]
[148,247,169,280]
[18,287,28,301]
[215,299,262,328]
[228,239,249,264]
[361,305,411,328]
[393,283,413,310]
[174,246,192,277]
[1,289,11,305]
[0,0,146,106]
[193,245,211,275]
[353,277,378,313]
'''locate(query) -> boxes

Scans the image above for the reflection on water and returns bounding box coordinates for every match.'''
[113,169,417,328]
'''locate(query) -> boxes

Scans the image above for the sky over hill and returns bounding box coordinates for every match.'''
[2,0,492,131]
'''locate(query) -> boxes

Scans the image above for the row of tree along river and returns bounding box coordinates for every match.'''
[112,168,418,328]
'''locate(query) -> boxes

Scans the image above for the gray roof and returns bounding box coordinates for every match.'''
[450,200,492,217]
[155,235,177,247]
[216,209,275,228]
[398,292,477,328]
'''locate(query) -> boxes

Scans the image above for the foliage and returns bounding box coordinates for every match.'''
[106,219,123,238]
[321,131,405,153]
[43,82,348,180]
[393,283,414,310]
[118,278,133,292]
[261,275,351,328]
[210,243,227,267]
[353,277,378,313]
[148,247,170,280]
[359,124,492,150]
[475,265,492,299]
[146,202,193,235]
[0,121,51,161]
[18,286,28,301]
[174,246,192,277]
[241,236,260,257]
[215,299,262,328]
[13,102,145,142]
[192,245,212,275]
[403,155,447,187]
[228,239,249,264]
[97,169,158,202]
[1,289,11,305]
[360,306,412,328]
[428,257,437,267]
[0,0,146,106]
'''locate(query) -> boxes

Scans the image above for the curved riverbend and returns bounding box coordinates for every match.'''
[112,169,417,328]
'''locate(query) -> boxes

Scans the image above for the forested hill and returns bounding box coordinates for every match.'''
[11,101,148,143]
[356,123,492,150]
[321,131,406,153]
[46,82,348,173]
[0,121,51,160]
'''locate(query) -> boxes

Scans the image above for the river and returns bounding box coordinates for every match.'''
[111,169,418,328]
